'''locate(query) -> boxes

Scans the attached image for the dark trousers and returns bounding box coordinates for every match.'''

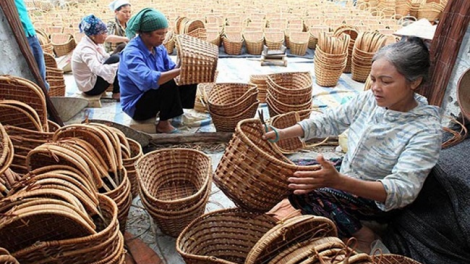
[85,54,120,96]
[132,79,197,121]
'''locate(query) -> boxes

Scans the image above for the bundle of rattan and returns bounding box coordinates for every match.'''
[243,31,264,55]
[266,71,313,117]
[314,33,350,87]
[308,25,329,49]
[222,32,244,55]
[351,32,387,82]
[50,33,76,57]
[264,31,285,50]
[135,148,212,237]
[249,74,268,103]
[176,208,278,264]
[289,31,310,56]
[208,83,259,132]
[214,118,321,212]
[0,75,49,132]
[194,82,215,113]
[245,215,339,263]
[8,193,124,264]
[163,30,175,54]
[417,0,447,22]
[334,25,359,73]
[174,34,219,85]
[51,123,132,232]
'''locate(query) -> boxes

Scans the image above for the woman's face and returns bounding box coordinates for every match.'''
[91,32,108,44]
[370,57,420,112]
[115,5,132,24]
[141,28,168,49]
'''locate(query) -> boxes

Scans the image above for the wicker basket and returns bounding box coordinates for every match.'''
[372,254,423,264]
[214,118,321,212]
[289,32,309,56]
[163,30,175,54]
[174,34,219,85]
[211,101,259,132]
[50,33,76,57]
[245,215,338,264]
[135,148,212,237]
[264,31,285,50]
[243,31,264,55]
[0,100,44,132]
[222,32,244,55]
[208,83,258,116]
[12,194,124,264]
[176,208,277,264]
[122,138,143,199]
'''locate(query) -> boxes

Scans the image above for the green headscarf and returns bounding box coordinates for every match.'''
[126,8,168,39]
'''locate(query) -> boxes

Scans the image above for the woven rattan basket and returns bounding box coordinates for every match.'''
[211,101,259,132]
[175,34,219,85]
[372,254,423,264]
[244,31,264,55]
[135,148,212,237]
[50,33,76,57]
[122,138,143,198]
[245,215,338,264]
[207,83,258,116]
[214,118,321,212]
[176,208,278,264]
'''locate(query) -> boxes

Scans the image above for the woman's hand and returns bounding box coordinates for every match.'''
[262,126,280,142]
[288,154,343,194]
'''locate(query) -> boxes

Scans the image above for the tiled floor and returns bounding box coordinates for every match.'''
[61,56,364,263]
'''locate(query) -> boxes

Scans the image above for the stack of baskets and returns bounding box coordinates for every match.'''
[214,118,321,212]
[174,34,219,85]
[289,31,310,56]
[314,32,350,87]
[249,74,268,103]
[36,29,53,55]
[417,0,447,22]
[334,25,359,73]
[351,32,387,82]
[208,83,259,132]
[222,32,244,55]
[243,31,265,55]
[266,71,313,117]
[135,148,212,237]
[50,33,76,57]
[44,52,66,97]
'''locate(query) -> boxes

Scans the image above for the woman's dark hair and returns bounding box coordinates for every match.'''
[116,4,131,11]
[372,37,430,87]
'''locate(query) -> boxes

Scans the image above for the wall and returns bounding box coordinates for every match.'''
[440,23,470,120]
[0,6,35,80]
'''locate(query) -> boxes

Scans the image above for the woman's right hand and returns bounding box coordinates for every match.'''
[262,126,281,143]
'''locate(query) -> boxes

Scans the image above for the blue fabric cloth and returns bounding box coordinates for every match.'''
[79,14,108,36]
[118,36,176,117]
[15,0,35,37]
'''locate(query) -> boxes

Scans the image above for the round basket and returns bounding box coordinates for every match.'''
[176,208,278,264]
[175,34,219,85]
[457,68,470,120]
[245,215,338,264]
[214,118,321,212]
[135,148,212,236]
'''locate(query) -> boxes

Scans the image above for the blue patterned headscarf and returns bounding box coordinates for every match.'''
[79,14,108,36]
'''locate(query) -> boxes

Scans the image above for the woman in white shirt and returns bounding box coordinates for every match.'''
[72,14,120,101]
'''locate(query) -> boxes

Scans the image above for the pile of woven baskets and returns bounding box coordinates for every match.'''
[266,71,313,117]
[249,74,268,103]
[135,148,212,237]
[44,52,66,97]
[417,0,448,22]
[208,83,259,132]
[314,32,351,87]
[351,32,387,82]
[334,25,359,73]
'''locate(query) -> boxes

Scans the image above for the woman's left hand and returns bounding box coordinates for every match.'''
[288,154,342,194]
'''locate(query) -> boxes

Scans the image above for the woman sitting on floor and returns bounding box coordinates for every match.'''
[105,0,132,54]
[72,14,120,101]
[118,8,198,134]
[263,37,443,253]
